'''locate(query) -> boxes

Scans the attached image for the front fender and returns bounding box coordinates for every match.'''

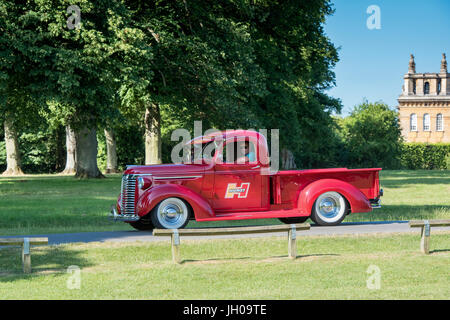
[297,179,372,216]
[136,184,214,220]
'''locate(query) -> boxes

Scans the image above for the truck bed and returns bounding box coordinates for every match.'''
[271,167,382,207]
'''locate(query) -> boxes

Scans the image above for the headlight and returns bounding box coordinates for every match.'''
[137,176,152,190]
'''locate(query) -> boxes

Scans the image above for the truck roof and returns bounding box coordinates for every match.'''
[186,129,266,145]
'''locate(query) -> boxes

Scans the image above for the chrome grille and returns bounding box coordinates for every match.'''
[121,175,137,215]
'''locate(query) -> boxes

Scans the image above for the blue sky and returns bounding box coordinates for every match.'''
[324,0,450,115]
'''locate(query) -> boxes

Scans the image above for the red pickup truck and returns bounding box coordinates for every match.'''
[110,130,382,230]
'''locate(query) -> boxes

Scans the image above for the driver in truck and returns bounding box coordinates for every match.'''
[237,141,256,163]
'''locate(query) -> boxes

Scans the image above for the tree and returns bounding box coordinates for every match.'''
[2,112,23,175]
[0,1,30,176]
[241,0,342,168]
[1,0,152,177]
[339,101,403,169]
[104,128,118,173]
[1,0,343,173]
[62,125,77,174]
[128,0,341,169]
[121,0,267,164]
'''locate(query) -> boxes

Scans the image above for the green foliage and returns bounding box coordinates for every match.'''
[97,119,146,172]
[1,0,344,171]
[247,0,342,168]
[0,123,65,173]
[96,131,107,173]
[109,119,145,170]
[126,0,342,168]
[400,143,450,170]
[337,101,403,169]
[1,0,152,129]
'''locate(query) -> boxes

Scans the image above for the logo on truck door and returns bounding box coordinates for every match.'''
[225,183,250,199]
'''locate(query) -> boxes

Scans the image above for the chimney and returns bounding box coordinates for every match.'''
[408,54,416,73]
[440,53,447,74]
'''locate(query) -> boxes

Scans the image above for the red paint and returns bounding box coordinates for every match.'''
[116,130,382,225]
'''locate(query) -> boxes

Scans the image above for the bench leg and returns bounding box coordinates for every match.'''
[288,225,297,259]
[171,230,181,264]
[22,238,31,274]
[420,222,430,254]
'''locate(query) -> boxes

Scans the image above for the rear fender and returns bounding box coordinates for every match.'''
[136,184,214,220]
[297,179,372,215]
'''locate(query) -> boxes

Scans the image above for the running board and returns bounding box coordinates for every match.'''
[196,209,308,222]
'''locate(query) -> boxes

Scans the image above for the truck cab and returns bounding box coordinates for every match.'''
[110,130,382,229]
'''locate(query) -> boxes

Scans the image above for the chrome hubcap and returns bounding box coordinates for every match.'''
[315,192,345,223]
[157,198,188,229]
[319,198,340,217]
[161,204,182,221]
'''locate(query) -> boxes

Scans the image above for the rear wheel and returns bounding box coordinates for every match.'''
[279,216,309,224]
[151,197,190,229]
[311,191,347,226]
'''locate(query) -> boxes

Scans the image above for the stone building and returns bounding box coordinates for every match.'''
[397,53,449,143]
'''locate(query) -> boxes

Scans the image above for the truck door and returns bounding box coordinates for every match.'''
[212,139,263,212]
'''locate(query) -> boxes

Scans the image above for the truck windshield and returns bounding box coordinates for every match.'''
[185,141,216,163]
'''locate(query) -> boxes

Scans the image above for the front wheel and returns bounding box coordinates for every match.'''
[151,197,190,229]
[311,191,348,226]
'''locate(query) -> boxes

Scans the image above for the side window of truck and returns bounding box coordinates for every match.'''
[221,140,257,164]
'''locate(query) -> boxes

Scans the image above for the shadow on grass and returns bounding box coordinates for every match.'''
[180,253,339,264]
[430,249,450,254]
[0,245,93,282]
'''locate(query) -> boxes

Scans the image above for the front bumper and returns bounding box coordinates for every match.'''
[109,207,140,222]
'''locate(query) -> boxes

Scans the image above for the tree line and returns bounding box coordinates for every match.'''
[5,1,404,178]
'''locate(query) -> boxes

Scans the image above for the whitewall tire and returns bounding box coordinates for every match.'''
[151,197,190,229]
[311,191,348,226]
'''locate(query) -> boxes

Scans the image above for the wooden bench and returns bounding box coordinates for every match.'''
[408,220,450,254]
[0,238,49,273]
[153,223,310,264]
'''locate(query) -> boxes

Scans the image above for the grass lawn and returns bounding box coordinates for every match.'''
[0,170,449,235]
[0,232,448,299]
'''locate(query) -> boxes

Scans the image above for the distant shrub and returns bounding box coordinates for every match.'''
[400,143,450,170]
[336,101,403,169]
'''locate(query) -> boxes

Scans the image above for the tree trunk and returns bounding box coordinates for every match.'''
[74,126,104,179]
[104,128,118,173]
[54,125,66,172]
[2,115,24,176]
[144,103,162,165]
[281,148,297,170]
[61,125,77,174]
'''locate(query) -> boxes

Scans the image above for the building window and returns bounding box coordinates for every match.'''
[413,80,416,94]
[436,113,443,131]
[423,113,430,131]
[437,79,441,94]
[424,82,430,94]
[410,113,417,131]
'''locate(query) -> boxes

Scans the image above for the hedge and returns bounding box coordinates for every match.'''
[400,143,450,170]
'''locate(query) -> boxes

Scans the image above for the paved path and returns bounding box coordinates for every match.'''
[3,221,448,245]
